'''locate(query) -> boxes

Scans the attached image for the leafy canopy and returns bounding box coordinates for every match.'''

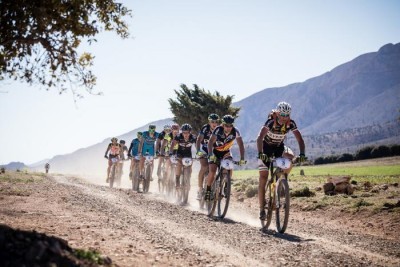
[0,0,131,98]
[168,84,240,133]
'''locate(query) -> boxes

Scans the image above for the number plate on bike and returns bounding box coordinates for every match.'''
[111,158,119,163]
[145,155,153,162]
[221,159,234,170]
[274,157,292,170]
[182,157,193,166]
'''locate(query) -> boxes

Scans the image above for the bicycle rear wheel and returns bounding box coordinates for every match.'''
[217,172,231,219]
[275,177,290,233]
[261,180,274,230]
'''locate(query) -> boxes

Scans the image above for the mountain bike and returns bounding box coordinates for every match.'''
[108,156,120,189]
[176,157,193,205]
[158,156,167,194]
[131,155,141,191]
[143,153,154,193]
[207,158,244,219]
[261,156,292,233]
[165,155,178,198]
[196,155,209,210]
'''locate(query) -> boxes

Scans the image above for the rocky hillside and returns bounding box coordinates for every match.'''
[30,43,400,175]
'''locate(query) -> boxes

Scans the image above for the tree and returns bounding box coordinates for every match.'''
[168,84,240,133]
[0,0,131,98]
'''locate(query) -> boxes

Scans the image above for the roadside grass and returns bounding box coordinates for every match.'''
[232,160,400,213]
[0,170,45,183]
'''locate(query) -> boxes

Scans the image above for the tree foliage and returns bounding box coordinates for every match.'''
[0,0,131,97]
[168,84,240,133]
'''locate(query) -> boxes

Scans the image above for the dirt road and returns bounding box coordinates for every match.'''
[1,174,399,266]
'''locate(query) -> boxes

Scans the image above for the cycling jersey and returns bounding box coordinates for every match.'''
[107,143,121,156]
[174,133,196,158]
[212,125,241,152]
[263,117,298,146]
[141,131,159,155]
[198,124,214,154]
[128,138,141,157]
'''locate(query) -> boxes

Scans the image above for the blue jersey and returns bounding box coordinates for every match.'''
[129,138,141,156]
[141,131,159,155]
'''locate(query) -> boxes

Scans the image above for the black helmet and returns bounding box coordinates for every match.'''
[181,123,192,132]
[221,115,235,124]
[119,140,126,144]
[208,113,220,121]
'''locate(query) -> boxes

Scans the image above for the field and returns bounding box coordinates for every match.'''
[232,156,400,213]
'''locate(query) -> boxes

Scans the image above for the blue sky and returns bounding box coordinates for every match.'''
[1,0,399,165]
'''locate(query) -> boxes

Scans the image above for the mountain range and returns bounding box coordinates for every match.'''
[26,42,400,177]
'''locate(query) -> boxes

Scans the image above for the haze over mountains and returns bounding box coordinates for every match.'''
[23,43,400,176]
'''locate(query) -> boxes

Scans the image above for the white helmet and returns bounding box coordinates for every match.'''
[163,124,171,130]
[276,101,291,116]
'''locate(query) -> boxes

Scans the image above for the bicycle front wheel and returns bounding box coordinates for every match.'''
[261,180,274,230]
[110,164,116,189]
[217,172,231,219]
[275,178,290,233]
[207,180,218,217]
[144,164,151,193]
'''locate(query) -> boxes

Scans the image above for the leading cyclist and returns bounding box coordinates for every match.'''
[256,101,306,220]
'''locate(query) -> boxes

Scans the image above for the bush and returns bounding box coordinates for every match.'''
[245,185,258,198]
[290,186,315,197]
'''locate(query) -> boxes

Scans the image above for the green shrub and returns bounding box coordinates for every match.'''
[290,186,315,197]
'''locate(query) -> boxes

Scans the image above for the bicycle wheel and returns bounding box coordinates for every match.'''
[182,167,191,205]
[144,164,151,193]
[207,174,219,217]
[261,180,274,230]
[217,171,231,219]
[199,171,208,210]
[132,164,139,191]
[275,177,290,233]
[110,164,116,189]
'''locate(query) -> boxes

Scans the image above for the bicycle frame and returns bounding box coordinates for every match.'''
[262,156,292,233]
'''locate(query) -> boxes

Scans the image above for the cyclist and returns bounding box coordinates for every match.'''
[45,163,50,173]
[138,124,159,181]
[256,101,306,220]
[104,137,122,183]
[116,139,128,185]
[204,115,246,201]
[161,123,180,189]
[169,123,196,190]
[156,124,172,183]
[128,132,142,181]
[195,113,220,200]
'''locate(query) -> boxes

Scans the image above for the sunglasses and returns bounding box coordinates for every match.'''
[209,120,218,123]
[182,131,190,134]
[223,124,233,128]
[280,113,290,117]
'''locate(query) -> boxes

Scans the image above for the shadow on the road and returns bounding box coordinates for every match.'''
[208,216,238,225]
[260,228,314,243]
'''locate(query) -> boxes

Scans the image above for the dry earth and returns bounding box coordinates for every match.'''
[1,171,399,267]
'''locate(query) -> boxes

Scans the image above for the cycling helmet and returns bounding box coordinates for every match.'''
[276,101,291,116]
[149,124,156,130]
[119,140,126,144]
[208,113,220,121]
[171,123,179,131]
[137,132,143,138]
[221,115,235,125]
[111,137,118,142]
[163,124,171,130]
[181,123,192,132]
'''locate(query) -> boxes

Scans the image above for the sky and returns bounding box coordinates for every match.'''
[1,0,399,165]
